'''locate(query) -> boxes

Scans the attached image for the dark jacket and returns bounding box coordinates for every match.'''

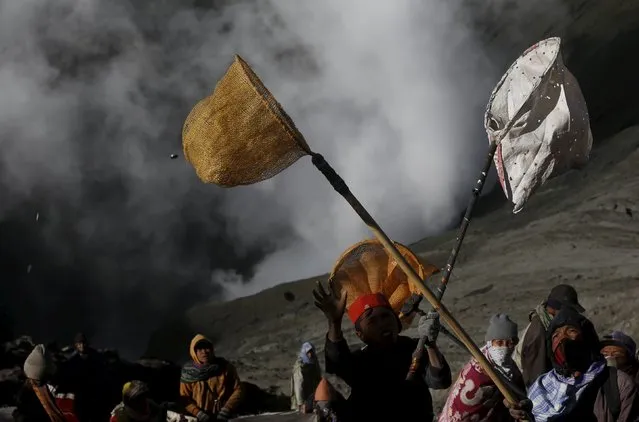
[533,309,639,421]
[521,314,551,386]
[325,335,451,421]
[624,363,639,387]
[67,349,107,422]
[12,383,51,422]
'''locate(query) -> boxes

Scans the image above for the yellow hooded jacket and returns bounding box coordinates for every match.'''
[179,334,242,416]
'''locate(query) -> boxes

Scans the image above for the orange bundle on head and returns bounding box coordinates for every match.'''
[329,239,439,326]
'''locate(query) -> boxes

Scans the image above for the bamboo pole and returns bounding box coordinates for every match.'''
[310,153,519,405]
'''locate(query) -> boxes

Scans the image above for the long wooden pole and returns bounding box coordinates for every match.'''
[310,153,519,405]
[403,109,528,382]
[404,141,498,380]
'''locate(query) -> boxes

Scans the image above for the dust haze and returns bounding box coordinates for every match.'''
[0,0,551,355]
[215,0,505,298]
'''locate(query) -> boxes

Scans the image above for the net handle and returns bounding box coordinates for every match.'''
[310,153,519,406]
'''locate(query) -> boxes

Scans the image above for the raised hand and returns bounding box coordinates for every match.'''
[313,278,347,324]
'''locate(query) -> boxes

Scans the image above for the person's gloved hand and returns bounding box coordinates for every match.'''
[196,411,211,422]
[503,398,532,420]
[217,408,231,421]
[418,311,440,343]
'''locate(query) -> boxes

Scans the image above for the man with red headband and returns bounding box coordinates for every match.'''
[313,279,451,421]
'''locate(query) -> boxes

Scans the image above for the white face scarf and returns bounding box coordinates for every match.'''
[486,342,516,379]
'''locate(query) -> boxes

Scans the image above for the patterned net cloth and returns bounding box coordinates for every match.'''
[329,239,439,327]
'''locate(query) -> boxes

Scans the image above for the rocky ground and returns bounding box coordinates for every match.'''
[147,0,639,416]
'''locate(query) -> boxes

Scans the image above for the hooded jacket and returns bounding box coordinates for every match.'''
[528,309,639,422]
[179,334,242,417]
[291,342,322,410]
[546,309,600,373]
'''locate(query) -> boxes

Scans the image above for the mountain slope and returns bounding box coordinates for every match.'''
[147,0,639,411]
[152,124,639,406]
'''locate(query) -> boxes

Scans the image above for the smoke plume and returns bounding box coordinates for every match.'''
[0,0,551,356]
[213,0,500,297]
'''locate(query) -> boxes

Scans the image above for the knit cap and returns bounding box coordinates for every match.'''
[485,313,518,342]
[601,331,637,358]
[23,344,51,381]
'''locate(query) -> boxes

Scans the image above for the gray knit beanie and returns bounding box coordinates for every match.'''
[485,313,518,342]
[23,344,52,381]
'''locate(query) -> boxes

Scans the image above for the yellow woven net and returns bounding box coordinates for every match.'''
[329,239,439,325]
[182,55,311,187]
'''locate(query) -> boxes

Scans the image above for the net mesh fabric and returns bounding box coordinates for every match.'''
[182,55,311,187]
[483,37,592,213]
[484,37,561,135]
[329,239,439,325]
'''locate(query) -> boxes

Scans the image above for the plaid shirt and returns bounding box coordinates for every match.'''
[529,361,605,422]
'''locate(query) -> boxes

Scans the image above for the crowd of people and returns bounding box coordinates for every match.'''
[12,333,243,422]
[293,282,639,422]
[11,282,639,422]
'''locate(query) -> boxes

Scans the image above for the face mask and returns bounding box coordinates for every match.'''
[553,336,567,366]
[487,342,514,367]
[553,338,591,375]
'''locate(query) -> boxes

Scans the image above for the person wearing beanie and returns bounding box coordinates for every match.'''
[439,314,524,422]
[179,334,243,422]
[314,278,451,422]
[515,284,586,386]
[13,344,77,422]
[506,308,639,422]
[601,331,639,386]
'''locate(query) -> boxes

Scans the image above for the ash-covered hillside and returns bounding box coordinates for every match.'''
[148,0,639,412]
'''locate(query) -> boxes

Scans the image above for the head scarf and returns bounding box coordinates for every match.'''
[122,380,150,403]
[121,380,152,419]
[299,342,316,365]
[180,334,225,383]
[533,303,553,331]
[485,342,517,380]
[546,308,601,375]
[529,361,605,422]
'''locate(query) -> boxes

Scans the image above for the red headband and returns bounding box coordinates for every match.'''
[348,293,392,324]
